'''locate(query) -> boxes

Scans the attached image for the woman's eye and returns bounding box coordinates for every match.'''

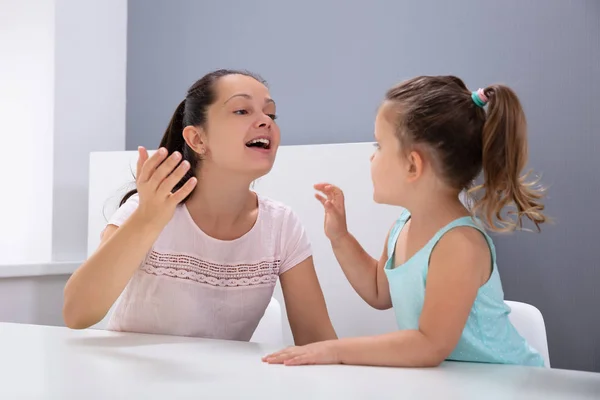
[267,114,277,121]
[373,142,380,149]
[234,109,249,115]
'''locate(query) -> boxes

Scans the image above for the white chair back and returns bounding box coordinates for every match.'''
[505,300,551,367]
[89,145,402,345]
[250,297,283,345]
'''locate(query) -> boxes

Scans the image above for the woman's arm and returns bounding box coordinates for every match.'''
[63,216,164,329]
[280,256,337,345]
[265,227,490,367]
[63,147,196,329]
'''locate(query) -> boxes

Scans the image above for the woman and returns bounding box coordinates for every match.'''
[63,69,337,344]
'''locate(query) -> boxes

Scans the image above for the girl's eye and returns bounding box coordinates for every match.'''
[373,142,380,149]
[234,110,249,115]
[267,114,277,121]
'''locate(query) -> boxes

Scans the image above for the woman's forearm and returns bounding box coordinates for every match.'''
[63,211,163,328]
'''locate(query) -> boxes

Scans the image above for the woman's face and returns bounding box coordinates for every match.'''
[201,74,281,179]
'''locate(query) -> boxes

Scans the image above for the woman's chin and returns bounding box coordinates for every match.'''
[244,162,275,181]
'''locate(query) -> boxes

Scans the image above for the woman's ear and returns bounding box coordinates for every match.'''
[183,126,207,155]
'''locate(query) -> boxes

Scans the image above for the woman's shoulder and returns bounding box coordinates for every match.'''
[257,194,297,220]
[256,194,307,237]
[106,192,140,227]
[256,194,312,273]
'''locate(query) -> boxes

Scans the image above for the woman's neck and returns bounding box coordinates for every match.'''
[184,168,259,239]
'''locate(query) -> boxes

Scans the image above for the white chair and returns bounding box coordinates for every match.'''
[250,297,283,345]
[505,300,551,367]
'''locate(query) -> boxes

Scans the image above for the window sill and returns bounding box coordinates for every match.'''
[0,262,80,278]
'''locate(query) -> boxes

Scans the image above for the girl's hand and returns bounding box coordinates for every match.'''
[262,340,342,366]
[134,146,197,228]
[314,183,349,243]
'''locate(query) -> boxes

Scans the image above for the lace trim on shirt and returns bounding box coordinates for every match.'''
[141,250,281,287]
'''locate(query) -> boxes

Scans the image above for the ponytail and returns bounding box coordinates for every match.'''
[120,99,198,206]
[471,85,546,232]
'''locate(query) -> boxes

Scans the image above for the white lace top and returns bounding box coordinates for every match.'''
[104,193,311,340]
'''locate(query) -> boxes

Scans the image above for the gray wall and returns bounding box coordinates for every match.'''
[52,0,127,262]
[127,0,600,372]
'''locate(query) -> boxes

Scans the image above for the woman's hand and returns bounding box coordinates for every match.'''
[314,183,349,243]
[134,146,197,228]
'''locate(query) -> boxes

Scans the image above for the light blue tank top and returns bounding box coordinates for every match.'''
[384,210,545,367]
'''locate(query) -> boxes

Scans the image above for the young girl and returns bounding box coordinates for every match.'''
[264,75,547,367]
[63,69,337,344]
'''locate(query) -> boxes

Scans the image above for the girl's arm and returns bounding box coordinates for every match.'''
[337,227,489,367]
[265,227,490,367]
[280,256,337,345]
[314,183,392,310]
[330,229,392,310]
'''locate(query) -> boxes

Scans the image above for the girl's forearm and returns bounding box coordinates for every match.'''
[336,330,445,368]
[330,233,385,308]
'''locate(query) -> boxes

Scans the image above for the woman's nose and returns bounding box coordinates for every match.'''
[255,114,272,129]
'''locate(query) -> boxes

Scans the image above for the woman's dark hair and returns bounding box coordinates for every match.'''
[384,75,546,232]
[120,69,265,206]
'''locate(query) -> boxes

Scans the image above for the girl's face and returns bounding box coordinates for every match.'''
[370,104,412,206]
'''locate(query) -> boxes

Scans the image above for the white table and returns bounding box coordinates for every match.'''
[0,323,598,399]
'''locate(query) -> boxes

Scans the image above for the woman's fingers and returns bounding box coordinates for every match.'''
[169,176,197,205]
[148,151,182,189]
[136,146,149,181]
[138,147,168,183]
[158,160,190,196]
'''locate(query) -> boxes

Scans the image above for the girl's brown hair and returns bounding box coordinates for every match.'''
[385,76,546,232]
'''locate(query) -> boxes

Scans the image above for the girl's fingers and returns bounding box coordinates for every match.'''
[284,354,312,366]
[315,193,327,206]
[316,194,341,214]
[314,183,344,203]
[262,347,295,363]
[314,183,338,193]
[313,182,331,191]
[324,200,335,210]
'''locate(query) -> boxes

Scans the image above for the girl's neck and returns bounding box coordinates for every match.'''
[405,192,469,231]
